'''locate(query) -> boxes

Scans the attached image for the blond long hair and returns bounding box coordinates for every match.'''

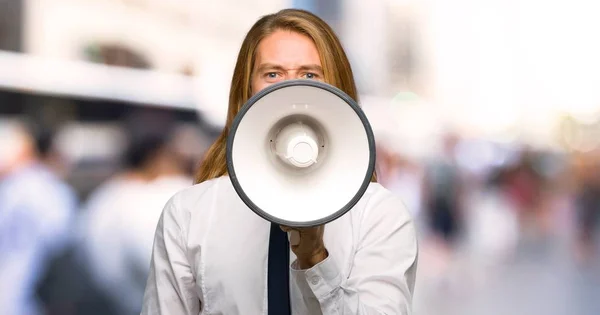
[195,9,376,184]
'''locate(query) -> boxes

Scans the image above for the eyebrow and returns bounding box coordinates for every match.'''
[256,63,324,73]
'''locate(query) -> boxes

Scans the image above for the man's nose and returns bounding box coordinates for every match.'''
[284,70,300,79]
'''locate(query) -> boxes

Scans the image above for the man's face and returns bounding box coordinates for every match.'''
[251,30,324,95]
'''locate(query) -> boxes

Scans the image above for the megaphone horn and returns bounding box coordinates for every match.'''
[226,79,376,228]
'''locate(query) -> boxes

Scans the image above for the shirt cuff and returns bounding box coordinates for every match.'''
[290,254,343,299]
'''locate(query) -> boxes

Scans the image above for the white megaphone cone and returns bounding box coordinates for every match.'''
[226,80,376,228]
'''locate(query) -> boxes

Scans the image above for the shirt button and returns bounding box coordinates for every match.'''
[310,276,320,285]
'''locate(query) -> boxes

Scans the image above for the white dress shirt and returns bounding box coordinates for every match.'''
[141,175,418,315]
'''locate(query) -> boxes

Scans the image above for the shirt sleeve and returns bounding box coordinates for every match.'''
[290,192,419,315]
[140,196,200,315]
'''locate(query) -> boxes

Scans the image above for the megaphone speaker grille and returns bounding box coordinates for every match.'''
[226,80,376,228]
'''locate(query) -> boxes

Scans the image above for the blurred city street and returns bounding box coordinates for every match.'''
[2,1,600,315]
[415,232,600,315]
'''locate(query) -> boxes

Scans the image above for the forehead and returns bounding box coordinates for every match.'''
[254,30,321,68]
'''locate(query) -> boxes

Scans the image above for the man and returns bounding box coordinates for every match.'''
[78,126,192,315]
[141,9,418,315]
[0,121,76,315]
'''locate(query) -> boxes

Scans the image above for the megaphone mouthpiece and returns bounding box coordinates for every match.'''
[274,121,320,168]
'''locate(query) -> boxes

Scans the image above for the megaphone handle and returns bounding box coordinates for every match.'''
[288,230,301,246]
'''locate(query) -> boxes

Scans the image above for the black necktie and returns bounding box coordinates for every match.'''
[268,223,291,314]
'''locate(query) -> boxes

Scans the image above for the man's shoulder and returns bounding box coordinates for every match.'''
[360,182,412,221]
[161,176,234,237]
[364,182,399,204]
[167,176,228,213]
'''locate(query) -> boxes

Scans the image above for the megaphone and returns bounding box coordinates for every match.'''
[226,79,376,228]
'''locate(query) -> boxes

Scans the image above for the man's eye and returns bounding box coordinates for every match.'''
[266,72,278,78]
[303,73,318,79]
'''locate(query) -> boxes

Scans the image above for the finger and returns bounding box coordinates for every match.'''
[288,230,301,246]
[280,225,292,232]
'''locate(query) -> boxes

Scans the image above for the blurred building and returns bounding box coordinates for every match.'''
[0,0,23,52]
